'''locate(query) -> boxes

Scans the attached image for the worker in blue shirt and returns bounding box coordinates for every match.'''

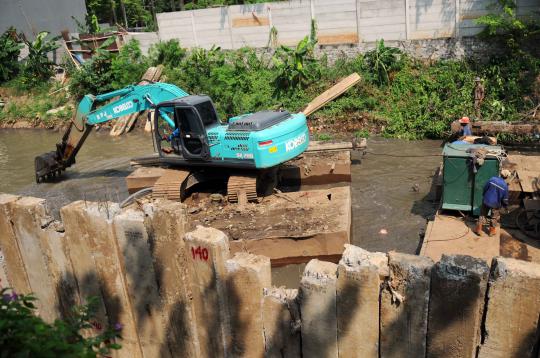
[474,169,511,237]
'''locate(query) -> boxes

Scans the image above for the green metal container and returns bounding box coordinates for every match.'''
[442,143,503,216]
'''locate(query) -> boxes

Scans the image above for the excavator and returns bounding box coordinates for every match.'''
[34,82,309,202]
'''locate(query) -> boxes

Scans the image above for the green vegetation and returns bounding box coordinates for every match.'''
[0,28,23,82]
[0,1,539,138]
[0,288,121,357]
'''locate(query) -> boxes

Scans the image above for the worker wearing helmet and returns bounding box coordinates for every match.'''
[474,169,511,237]
[458,116,472,137]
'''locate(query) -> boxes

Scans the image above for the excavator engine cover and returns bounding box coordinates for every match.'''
[228,111,291,131]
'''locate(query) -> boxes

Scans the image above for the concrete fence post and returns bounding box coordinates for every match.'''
[262,287,302,357]
[113,208,170,358]
[299,259,339,358]
[380,252,433,358]
[426,254,489,358]
[0,194,31,294]
[61,201,143,357]
[146,200,199,357]
[478,257,540,357]
[336,244,388,358]
[226,252,271,357]
[184,226,231,357]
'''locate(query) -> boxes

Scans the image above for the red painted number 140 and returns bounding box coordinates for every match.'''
[192,246,209,261]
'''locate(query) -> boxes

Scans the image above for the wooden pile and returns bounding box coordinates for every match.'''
[110,66,163,136]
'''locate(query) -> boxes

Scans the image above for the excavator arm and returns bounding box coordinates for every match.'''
[34,83,188,182]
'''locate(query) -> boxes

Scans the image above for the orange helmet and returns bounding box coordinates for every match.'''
[459,116,470,124]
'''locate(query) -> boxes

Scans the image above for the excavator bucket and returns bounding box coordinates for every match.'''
[34,150,63,183]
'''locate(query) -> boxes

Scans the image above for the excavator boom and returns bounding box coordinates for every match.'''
[34,83,188,182]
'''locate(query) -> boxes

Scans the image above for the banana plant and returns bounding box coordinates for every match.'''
[20,31,60,86]
[273,35,320,90]
[363,39,403,86]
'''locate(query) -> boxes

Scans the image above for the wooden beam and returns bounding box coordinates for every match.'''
[302,73,361,117]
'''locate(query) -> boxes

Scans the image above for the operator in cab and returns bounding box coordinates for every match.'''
[474,169,510,237]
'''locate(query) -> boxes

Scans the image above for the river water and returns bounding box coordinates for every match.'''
[0,129,442,286]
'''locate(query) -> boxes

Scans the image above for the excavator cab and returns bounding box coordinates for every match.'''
[154,95,219,161]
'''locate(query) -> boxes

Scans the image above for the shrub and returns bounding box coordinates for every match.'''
[0,28,23,83]
[111,39,148,88]
[69,51,115,99]
[148,39,186,67]
[0,289,121,357]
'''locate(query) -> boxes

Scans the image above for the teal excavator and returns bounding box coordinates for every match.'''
[35,82,309,201]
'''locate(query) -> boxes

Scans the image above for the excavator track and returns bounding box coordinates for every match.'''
[152,169,190,201]
[227,175,258,204]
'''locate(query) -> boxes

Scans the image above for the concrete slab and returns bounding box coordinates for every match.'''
[7,196,62,322]
[337,245,388,358]
[0,194,30,294]
[113,209,170,358]
[61,201,143,357]
[190,186,351,266]
[380,252,433,358]
[184,226,231,358]
[421,213,499,263]
[226,253,271,357]
[146,200,199,358]
[299,259,339,358]
[262,287,301,358]
[479,257,540,358]
[426,254,490,358]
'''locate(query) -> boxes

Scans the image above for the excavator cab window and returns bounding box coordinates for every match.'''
[176,106,205,156]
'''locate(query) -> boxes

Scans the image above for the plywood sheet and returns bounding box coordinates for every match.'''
[421,213,499,263]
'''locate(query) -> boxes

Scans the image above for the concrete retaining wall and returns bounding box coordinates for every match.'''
[1,193,540,357]
[151,0,540,59]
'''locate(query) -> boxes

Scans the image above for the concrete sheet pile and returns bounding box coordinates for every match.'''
[1,193,540,357]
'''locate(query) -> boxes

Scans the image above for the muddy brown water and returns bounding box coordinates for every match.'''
[0,129,442,287]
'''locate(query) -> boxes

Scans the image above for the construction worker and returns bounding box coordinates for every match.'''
[474,169,510,237]
[474,77,485,119]
[458,116,472,136]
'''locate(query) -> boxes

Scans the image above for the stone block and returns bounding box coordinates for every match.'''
[299,259,339,358]
[262,287,301,358]
[226,252,271,357]
[336,244,388,358]
[184,226,231,358]
[380,252,433,358]
[426,254,489,358]
[479,257,540,358]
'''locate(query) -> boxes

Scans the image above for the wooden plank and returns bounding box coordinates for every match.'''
[421,213,499,263]
[111,66,163,136]
[232,16,269,27]
[302,73,361,116]
[318,33,359,45]
[517,169,540,193]
[126,167,168,194]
